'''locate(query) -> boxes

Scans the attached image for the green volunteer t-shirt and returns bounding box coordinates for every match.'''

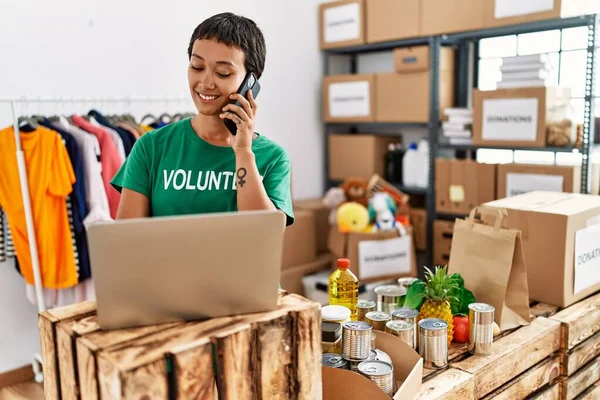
[110,118,294,225]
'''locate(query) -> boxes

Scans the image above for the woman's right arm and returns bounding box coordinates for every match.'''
[116,189,150,219]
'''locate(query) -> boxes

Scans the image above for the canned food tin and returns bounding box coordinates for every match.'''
[397,277,418,290]
[374,349,393,365]
[391,307,419,349]
[371,332,376,350]
[342,321,373,361]
[385,320,415,349]
[418,318,448,370]
[366,311,392,332]
[357,299,376,322]
[346,349,377,371]
[322,353,348,369]
[358,361,395,396]
[375,285,406,314]
[468,303,495,356]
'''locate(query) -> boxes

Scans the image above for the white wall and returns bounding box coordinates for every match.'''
[0,0,329,373]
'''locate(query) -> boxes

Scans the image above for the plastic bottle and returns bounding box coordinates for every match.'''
[328,258,359,321]
[415,140,430,188]
[402,141,419,187]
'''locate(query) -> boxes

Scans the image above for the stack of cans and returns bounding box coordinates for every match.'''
[391,307,418,349]
[385,320,415,349]
[342,321,373,362]
[374,285,406,313]
[357,299,376,322]
[366,311,392,331]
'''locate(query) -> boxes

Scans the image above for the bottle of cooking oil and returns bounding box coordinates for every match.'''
[329,258,359,321]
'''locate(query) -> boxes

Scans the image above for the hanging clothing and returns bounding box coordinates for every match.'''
[0,207,5,263]
[0,126,78,289]
[89,110,136,156]
[72,115,123,219]
[90,117,126,160]
[55,117,112,225]
[2,211,15,257]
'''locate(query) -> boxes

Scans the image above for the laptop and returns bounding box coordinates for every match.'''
[86,210,285,330]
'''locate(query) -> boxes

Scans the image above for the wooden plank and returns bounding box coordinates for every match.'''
[529,383,560,400]
[56,324,79,400]
[559,356,600,400]
[453,317,561,399]
[530,303,561,318]
[39,312,60,400]
[291,298,322,400]
[414,368,474,400]
[576,380,600,399]
[255,314,294,399]
[215,324,253,400]
[551,292,600,351]
[561,330,600,377]
[482,355,560,400]
[170,338,216,400]
[46,300,97,321]
[423,343,470,380]
[76,340,99,400]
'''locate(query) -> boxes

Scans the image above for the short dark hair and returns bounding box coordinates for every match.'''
[187,13,267,78]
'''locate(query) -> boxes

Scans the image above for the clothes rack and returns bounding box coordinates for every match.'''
[0,95,192,383]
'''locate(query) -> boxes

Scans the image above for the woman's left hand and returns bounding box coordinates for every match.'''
[220,90,257,154]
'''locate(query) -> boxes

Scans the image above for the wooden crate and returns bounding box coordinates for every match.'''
[39,291,321,400]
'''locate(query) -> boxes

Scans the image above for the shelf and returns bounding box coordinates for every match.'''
[394,184,428,195]
[326,122,428,130]
[324,37,430,55]
[436,212,468,221]
[443,15,595,42]
[438,143,585,153]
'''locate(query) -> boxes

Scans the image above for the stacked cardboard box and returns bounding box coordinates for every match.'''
[435,159,497,214]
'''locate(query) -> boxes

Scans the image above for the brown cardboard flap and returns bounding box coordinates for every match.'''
[328,228,347,259]
[322,331,423,399]
[421,0,485,35]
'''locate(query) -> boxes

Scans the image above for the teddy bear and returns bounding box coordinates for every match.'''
[323,187,347,226]
[341,178,369,207]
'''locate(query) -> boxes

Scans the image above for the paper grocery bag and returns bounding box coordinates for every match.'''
[448,207,531,331]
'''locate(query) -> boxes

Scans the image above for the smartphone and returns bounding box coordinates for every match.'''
[224,72,261,135]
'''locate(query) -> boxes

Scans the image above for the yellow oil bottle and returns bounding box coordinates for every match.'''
[328,258,359,321]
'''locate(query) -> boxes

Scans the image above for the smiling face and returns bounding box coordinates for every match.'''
[188,38,247,116]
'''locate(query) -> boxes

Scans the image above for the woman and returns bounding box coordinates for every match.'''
[111,13,294,227]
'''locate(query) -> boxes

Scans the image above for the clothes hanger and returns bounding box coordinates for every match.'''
[140,114,156,126]
[18,116,39,132]
[158,113,172,124]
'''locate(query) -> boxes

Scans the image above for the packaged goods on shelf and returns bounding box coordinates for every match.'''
[473,86,574,148]
[319,0,365,50]
[435,159,497,214]
[441,107,473,145]
[328,134,398,181]
[366,0,420,43]
[497,54,554,89]
[484,191,600,307]
[420,0,485,36]
[322,74,376,122]
[483,0,600,29]
[376,46,455,123]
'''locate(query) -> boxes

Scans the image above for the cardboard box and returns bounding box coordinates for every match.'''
[328,228,417,283]
[484,191,600,307]
[483,0,600,29]
[436,158,497,215]
[436,158,452,213]
[320,0,365,50]
[366,0,420,43]
[280,252,334,295]
[328,134,398,181]
[409,208,427,251]
[473,86,572,148]
[323,74,376,122]
[282,210,317,269]
[497,163,581,199]
[376,48,455,123]
[294,198,332,253]
[323,331,423,399]
[393,46,429,73]
[434,220,454,266]
[421,0,485,35]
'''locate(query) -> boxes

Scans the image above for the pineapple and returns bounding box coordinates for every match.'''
[419,266,459,346]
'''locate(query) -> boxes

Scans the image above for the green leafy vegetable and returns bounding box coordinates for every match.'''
[448,273,476,315]
[402,280,426,310]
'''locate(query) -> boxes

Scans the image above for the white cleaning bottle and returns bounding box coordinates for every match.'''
[402,142,418,187]
[416,140,430,188]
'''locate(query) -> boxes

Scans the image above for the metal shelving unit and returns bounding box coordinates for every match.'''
[322,14,598,274]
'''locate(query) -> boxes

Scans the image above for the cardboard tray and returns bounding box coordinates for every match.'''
[323,331,423,399]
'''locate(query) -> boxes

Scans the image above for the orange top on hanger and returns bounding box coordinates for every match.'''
[0,126,78,289]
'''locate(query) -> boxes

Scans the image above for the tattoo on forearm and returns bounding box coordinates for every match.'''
[237,168,247,187]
